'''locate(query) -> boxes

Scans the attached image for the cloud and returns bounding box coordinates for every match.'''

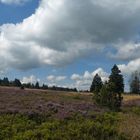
[0,0,140,72]
[109,41,140,77]
[71,68,109,90]
[118,58,140,75]
[47,75,66,84]
[109,42,140,61]
[71,74,82,81]
[21,75,40,84]
[0,0,30,5]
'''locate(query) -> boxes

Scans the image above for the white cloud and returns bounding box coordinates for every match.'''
[1,0,140,71]
[91,68,109,82]
[71,74,82,81]
[109,42,140,61]
[71,68,109,90]
[21,75,40,84]
[109,41,140,76]
[119,58,140,75]
[47,75,66,83]
[0,0,30,5]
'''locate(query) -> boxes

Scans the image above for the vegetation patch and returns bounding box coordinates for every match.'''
[118,112,140,140]
[0,113,127,140]
[132,106,140,115]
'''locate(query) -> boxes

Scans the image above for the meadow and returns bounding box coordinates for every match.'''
[0,87,140,140]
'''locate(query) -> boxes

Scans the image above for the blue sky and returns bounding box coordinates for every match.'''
[0,0,140,90]
[0,0,39,24]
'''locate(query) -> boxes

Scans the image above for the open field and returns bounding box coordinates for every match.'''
[0,86,96,118]
[0,86,140,140]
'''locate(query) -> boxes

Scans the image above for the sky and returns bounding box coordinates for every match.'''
[0,0,140,91]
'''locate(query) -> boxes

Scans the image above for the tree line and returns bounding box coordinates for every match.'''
[0,78,21,87]
[0,78,77,92]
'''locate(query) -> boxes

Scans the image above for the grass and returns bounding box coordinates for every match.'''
[123,94,140,101]
[118,107,140,140]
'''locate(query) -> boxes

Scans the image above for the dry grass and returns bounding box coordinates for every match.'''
[123,94,140,101]
[123,94,140,107]
[118,112,140,140]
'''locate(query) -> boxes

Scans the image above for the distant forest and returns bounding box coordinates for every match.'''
[0,78,77,92]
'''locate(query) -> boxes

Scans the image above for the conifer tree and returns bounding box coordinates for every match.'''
[109,64,124,94]
[130,71,140,94]
[107,64,124,110]
[92,65,124,111]
[14,79,21,87]
[35,82,40,89]
[90,74,103,93]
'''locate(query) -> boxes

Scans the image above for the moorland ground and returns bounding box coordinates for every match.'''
[0,86,140,140]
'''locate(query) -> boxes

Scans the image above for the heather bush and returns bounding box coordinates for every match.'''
[0,113,127,140]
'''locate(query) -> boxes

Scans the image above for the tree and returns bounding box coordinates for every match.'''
[130,71,140,94]
[14,79,21,87]
[42,84,48,90]
[92,65,124,111]
[109,65,124,93]
[90,74,103,105]
[99,82,110,106]
[90,74,103,93]
[31,83,35,89]
[23,83,32,88]
[107,64,124,110]
[0,79,2,85]
[2,77,9,86]
[35,82,40,89]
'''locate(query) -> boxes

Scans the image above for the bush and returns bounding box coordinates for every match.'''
[20,85,24,90]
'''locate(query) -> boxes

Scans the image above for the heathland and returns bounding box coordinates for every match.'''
[0,86,140,140]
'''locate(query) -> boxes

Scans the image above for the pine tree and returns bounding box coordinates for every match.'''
[108,64,124,110]
[42,84,48,90]
[14,79,21,87]
[35,82,40,89]
[130,71,140,94]
[109,64,124,93]
[2,77,9,86]
[90,74,103,93]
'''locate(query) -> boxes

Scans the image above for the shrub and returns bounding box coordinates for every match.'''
[20,85,24,90]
